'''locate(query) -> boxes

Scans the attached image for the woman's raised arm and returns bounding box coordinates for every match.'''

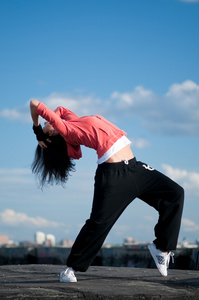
[30,100,40,126]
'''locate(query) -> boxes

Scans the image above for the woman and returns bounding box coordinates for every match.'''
[30,99,184,282]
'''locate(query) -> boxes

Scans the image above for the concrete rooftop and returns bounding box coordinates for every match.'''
[0,265,199,299]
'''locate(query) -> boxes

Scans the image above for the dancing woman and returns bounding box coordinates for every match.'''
[30,100,184,281]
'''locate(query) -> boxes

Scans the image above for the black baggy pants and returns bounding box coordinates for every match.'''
[67,157,184,272]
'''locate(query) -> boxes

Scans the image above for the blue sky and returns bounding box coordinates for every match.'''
[0,0,199,246]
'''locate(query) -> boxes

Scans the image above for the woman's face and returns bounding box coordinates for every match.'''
[43,122,59,136]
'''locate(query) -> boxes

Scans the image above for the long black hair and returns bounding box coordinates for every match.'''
[32,134,75,188]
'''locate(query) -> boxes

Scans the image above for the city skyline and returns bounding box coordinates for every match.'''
[1,231,199,249]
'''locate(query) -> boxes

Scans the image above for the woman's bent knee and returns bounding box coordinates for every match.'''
[174,184,184,208]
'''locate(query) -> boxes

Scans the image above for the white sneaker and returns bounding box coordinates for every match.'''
[60,267,77,282]
[148,243,174,276]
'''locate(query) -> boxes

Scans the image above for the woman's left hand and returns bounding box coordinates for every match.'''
[38,139,51,149]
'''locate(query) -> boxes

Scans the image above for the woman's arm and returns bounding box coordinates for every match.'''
[30,100,40,126]
[33,101,68,137]
[30,100,51,148]
[54,106,79,121]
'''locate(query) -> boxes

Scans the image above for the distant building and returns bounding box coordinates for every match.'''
[178,240,198,249]
[45,234,55,246]
[35,232,45,245]
[123,237,147,249]
[61,238,73,248]
[19,241,35,247]
[0,235,9,245]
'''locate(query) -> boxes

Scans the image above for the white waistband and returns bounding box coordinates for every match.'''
[97,136,131,164]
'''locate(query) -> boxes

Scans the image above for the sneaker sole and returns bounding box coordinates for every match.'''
[60,277,77,283]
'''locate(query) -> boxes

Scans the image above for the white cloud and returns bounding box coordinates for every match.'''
[43,92,106,117]
[0,168,32,184]
[0,80,199,136]
[111,86,157,117]
[161,164,199,196]
[166,80,199,96]
[112,80,199,135]
[0,102,31,122]
[165,81,199,124]
[0,168,31,175]
[182,218,199,232]
[0,94,105,122]
[0,109,22,119]
[0,209,62,228]
[113,224,132,237]
[131,137,151,149]
[144,215,156,222]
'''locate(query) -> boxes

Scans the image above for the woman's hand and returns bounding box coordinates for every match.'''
[38,139,51,149]
[38,140,47,149]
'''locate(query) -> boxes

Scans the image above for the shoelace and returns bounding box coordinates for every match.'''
[157,251,174,267]
[166,252,174,268]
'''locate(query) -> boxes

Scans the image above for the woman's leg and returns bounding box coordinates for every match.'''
[136,161,184,251]
[67,159,139,272]
[67,158,184,271]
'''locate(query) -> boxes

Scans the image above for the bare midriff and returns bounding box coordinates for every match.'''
[105,145,134,163]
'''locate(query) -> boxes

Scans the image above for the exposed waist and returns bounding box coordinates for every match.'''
[97,136,131,164]
[105,145,134,163]
[97,157,137,171]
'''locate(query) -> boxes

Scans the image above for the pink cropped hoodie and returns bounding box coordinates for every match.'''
[36,102,127,160]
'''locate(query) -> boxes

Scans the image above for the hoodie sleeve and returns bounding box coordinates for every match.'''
[36,102,68,137]
[36,102,82,160]
[54,106,79,121]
